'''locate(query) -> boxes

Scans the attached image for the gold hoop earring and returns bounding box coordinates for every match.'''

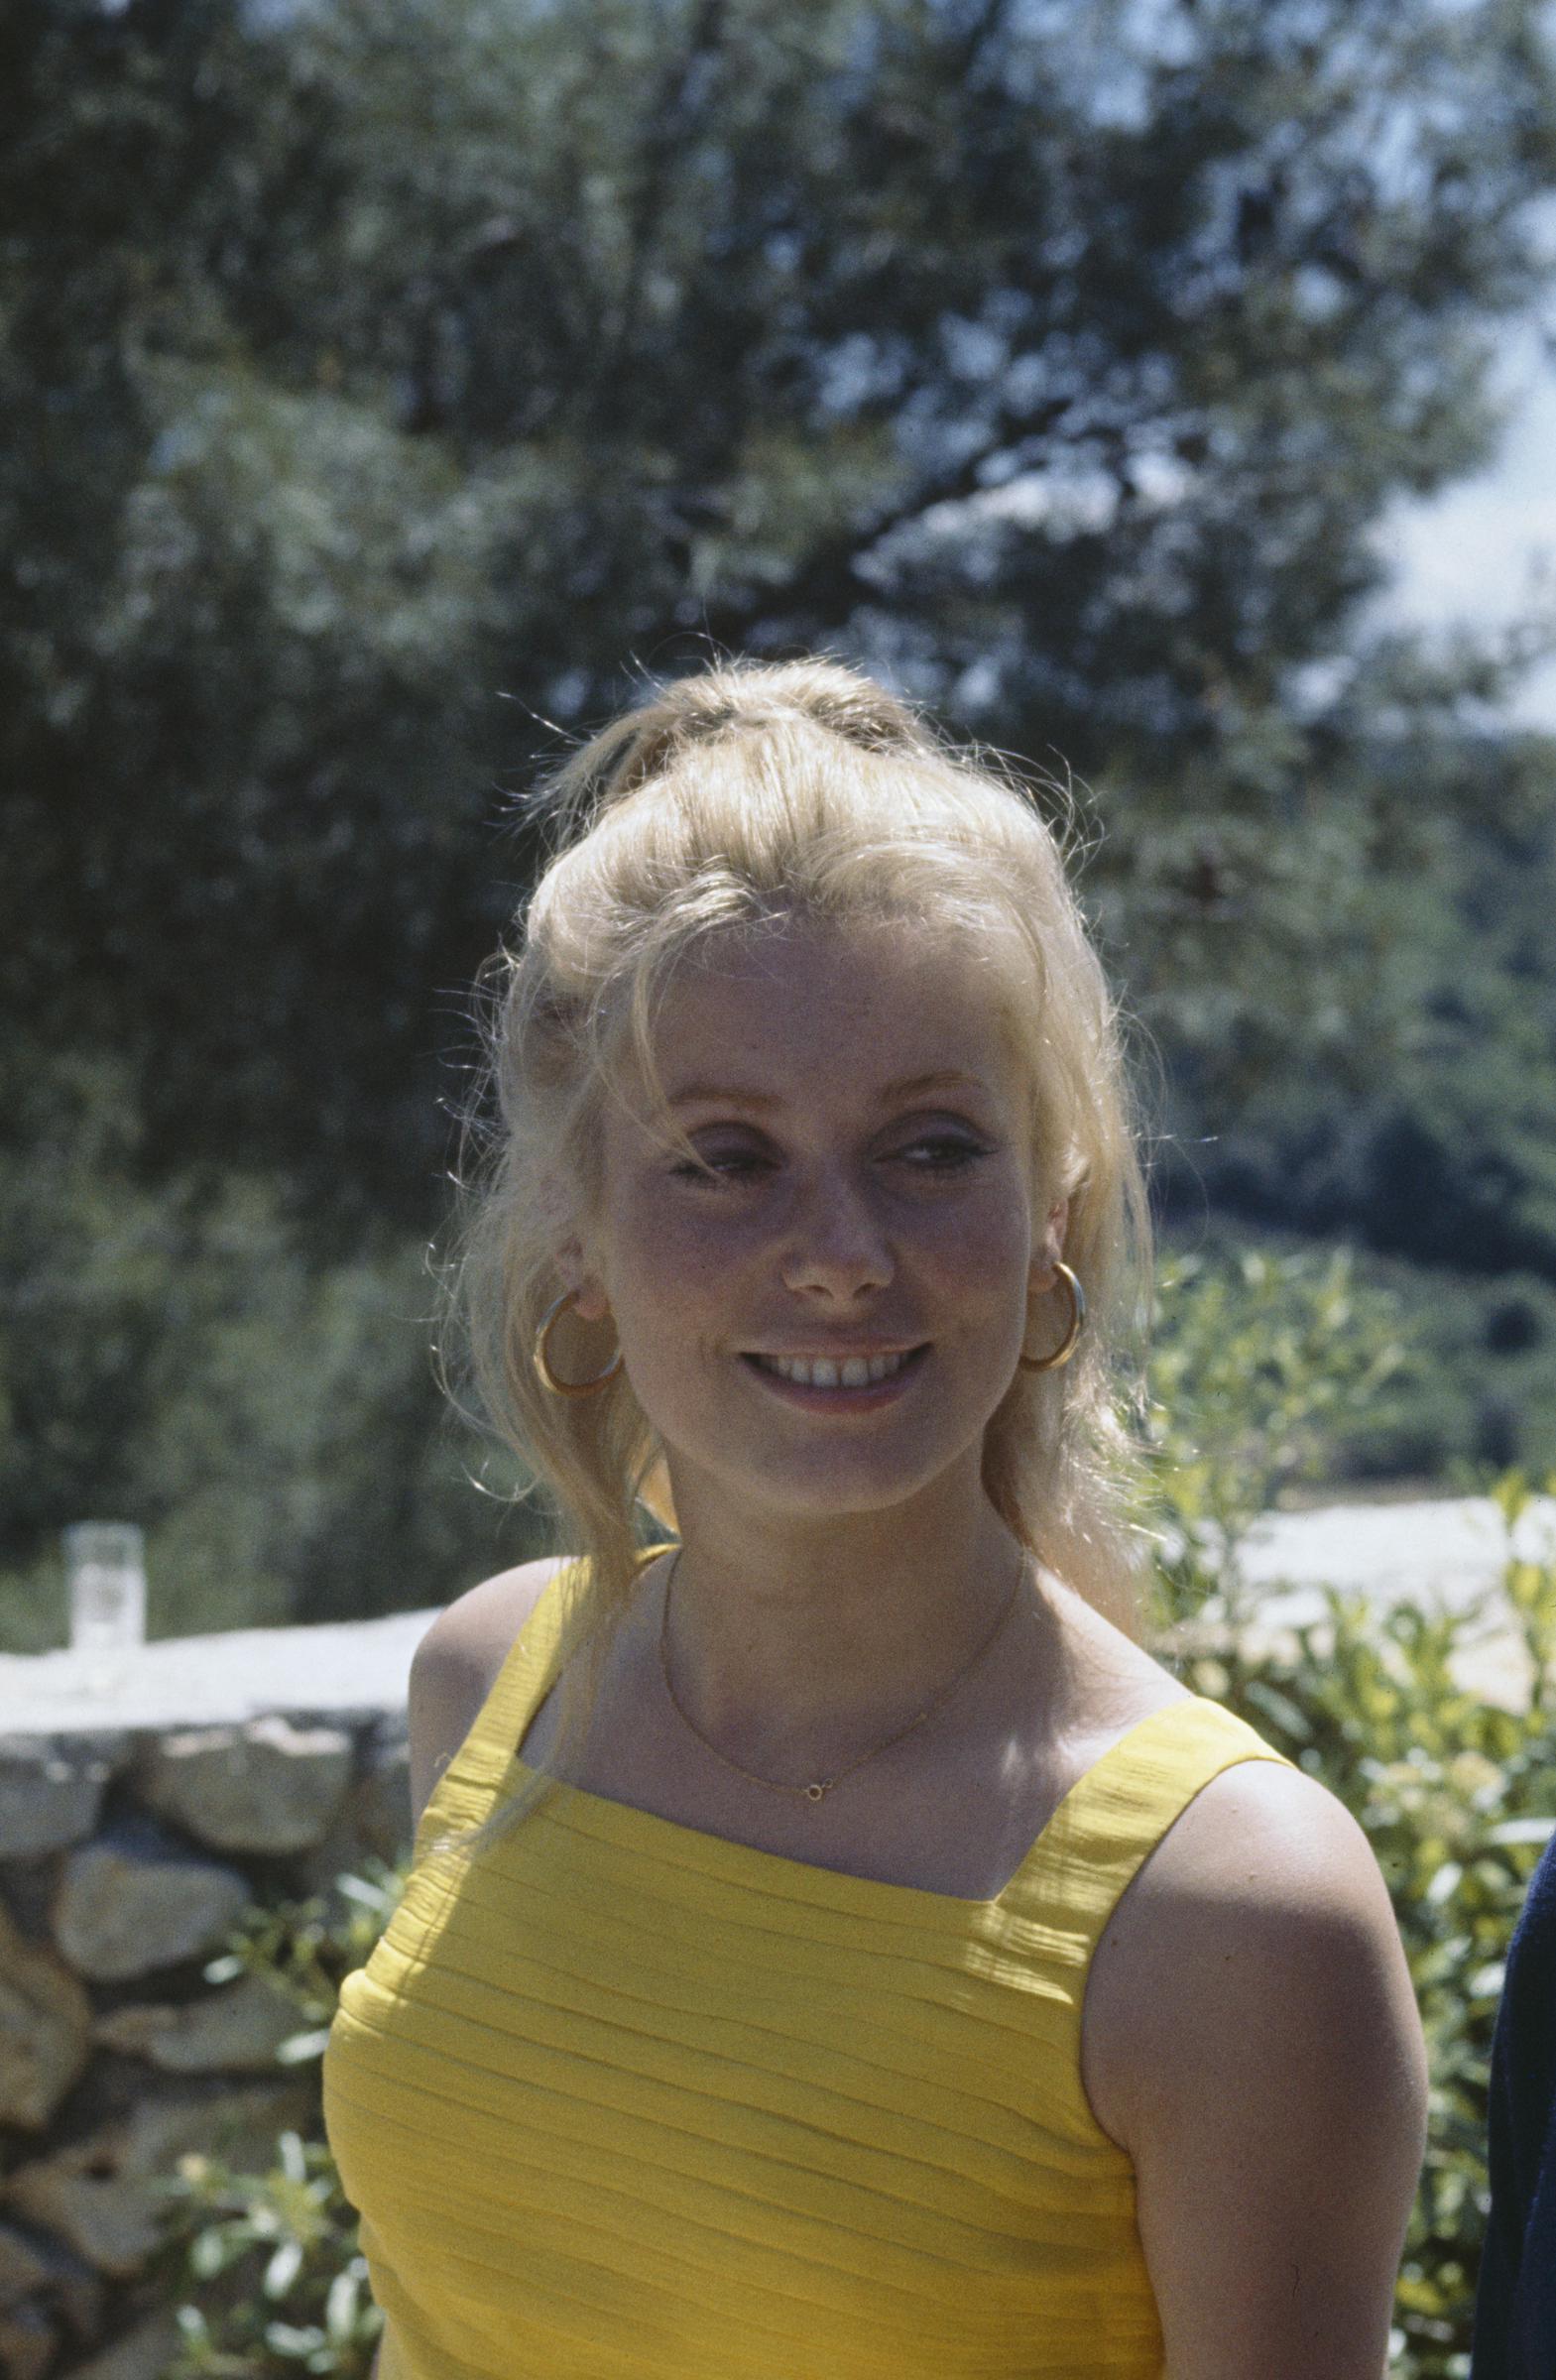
[1017,1261,1087,1373]
[534,1288,625,1397]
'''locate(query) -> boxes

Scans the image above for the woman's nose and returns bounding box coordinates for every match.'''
[778,1167,895,1300]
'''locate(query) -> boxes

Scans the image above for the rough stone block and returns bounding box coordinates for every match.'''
[354,1728,412,1861]
[118,2077,313,2176]
[52,1819,249,1983]
[3,2081,310,2279]
[0,1735,116,1861]
[136,1715,353,1853]
[0,2222,102,2346]
[299,1727,411,1898]
[93,1973,302,2074]
[60,2309,181,2380]
[0,1901,92,2129]
[3,2148,162,2281]
[0,2224,54,2308]
[0,2298,56,2380]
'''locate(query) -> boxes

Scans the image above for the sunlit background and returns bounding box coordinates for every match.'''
[7,0,1556,1647]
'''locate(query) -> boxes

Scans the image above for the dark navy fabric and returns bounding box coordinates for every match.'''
[1473,1832,1556,2380]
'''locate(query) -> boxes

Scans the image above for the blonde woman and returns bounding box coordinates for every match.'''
[323,659,1428,2379]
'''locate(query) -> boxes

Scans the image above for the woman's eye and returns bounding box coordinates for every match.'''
[898,1134,990,1171]
[671,1148,769,1182]
[669,1134,990,1183]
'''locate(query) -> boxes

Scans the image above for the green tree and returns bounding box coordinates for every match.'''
[9,0,1556,1213]
[7,0,1556,1617]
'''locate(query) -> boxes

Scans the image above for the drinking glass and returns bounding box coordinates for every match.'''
[62,1522,147,1656]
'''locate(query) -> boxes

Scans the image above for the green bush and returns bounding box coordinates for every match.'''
[1148,1250,1556,2376]
[153,1251,1554,2378]
[156,1868,403,2379]
[1157,1221,1556,1489]
[1145,1242,1411,1637]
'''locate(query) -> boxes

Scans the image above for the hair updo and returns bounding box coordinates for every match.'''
[445,655,1152,1798]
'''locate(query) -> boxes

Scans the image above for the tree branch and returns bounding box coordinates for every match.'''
[600,0,730,406]
[694,391,1078,651]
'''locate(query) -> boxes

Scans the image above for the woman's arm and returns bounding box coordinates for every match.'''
[1084,1759,1430,2380]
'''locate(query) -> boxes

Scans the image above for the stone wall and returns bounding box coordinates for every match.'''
[0,1611,428,2380]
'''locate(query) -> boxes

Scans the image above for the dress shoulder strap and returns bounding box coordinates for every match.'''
[1006,1694,1300,1957]
[411,1547,672,1859]
[408,1559,582,1860]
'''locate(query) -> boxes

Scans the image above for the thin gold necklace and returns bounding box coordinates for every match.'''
[656,1547,1027,1805]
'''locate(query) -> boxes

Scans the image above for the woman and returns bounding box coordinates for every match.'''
[323,657,1428,2379]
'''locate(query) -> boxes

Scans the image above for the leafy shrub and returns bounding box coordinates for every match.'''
[1145,1242,1410,1635]
[163,2131,379,2380]
[153,1251,1554,2379]
[1156,1222,1556,1488]
[1149,1250,1556,2376]
[156,1867,403,2378]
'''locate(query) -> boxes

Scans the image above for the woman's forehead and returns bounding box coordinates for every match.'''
[617,920,1033,1119]
[672,912,1004,1013]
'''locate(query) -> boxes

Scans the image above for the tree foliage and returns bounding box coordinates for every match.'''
[7,0,1556,1604]
[8,0,1556,1214]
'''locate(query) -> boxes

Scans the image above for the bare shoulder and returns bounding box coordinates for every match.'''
[1112,1753,1387,1930]
[1086,1757,1416,2136]
[1084,1756,1429,2378]
[411,1556,569,1692]
[407,1557,568,1832]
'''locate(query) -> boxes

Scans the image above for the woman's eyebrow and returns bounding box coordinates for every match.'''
[664,1070,993,1109]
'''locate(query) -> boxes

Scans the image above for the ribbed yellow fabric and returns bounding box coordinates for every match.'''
[324,1563,1295,2380]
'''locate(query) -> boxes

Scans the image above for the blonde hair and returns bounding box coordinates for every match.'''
[440,655,1151,1847]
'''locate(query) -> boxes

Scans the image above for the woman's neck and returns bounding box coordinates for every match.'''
[651,1486,1031,1776]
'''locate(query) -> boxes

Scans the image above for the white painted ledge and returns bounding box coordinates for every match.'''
[1236,1494,1556,1626]
[0,1607,438,1738]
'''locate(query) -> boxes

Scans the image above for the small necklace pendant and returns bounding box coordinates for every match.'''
[804,1782,827,1803]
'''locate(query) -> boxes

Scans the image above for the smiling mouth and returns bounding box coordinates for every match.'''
[743,1346,929,1390]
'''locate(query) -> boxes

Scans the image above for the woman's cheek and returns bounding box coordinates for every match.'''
[648,1195,772,1282]
[607,1209,752,1344]
[920,1197,1028,1285]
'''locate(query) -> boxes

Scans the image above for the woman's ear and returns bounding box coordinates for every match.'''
[552,1236,612,1326]
[1028,1198,1070,1295]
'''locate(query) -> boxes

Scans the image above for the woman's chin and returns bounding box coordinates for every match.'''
[658,1420,990,1527]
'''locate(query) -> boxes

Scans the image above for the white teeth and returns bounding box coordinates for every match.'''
[758,1349,915,1387]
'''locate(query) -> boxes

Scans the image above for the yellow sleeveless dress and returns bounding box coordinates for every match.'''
[324,1564,1295,2379]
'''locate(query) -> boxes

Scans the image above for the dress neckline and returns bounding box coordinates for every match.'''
[505,1689,1200,1924]
[491,1551,1204,1920]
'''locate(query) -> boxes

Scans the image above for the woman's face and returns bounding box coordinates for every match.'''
[561,917,1066,1532]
